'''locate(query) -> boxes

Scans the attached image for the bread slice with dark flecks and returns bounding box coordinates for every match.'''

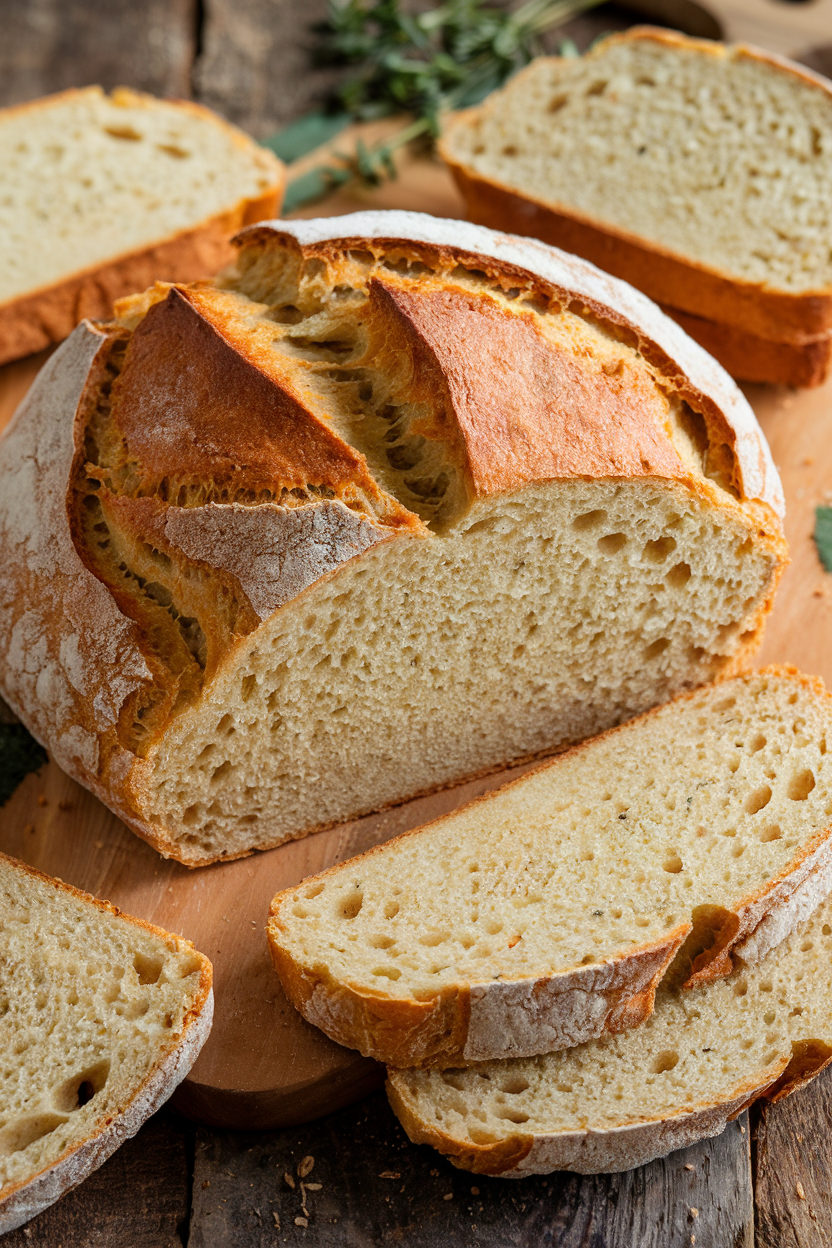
[387,889,832,1176]
[0,853,212,1233]
[268,668,832,1069]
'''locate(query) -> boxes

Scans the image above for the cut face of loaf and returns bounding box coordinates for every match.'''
[0,86,284,364]
[268,669,832,1067]
[388,887,832,1177]
[0,853,212,1233]
[439,29,832,342]
[0,211,786,865]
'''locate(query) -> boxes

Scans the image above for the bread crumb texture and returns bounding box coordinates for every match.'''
[270,669,832,1065]
[0,217,785,863]
[0,856,208,1194]
[0,87,280,305]
[442,32,832,292]
[388,884,832,1175]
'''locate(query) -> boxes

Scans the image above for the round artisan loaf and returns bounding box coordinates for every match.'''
[0,211,786,865]
[0,852,212,1233]
[387,886,832,1176]
[268,668,832,1068]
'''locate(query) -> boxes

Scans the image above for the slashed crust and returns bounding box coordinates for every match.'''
[268,667,832,1069]
[0,852,213,1233]
[438,28,832,345]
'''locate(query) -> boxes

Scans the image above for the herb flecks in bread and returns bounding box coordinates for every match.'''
[387,884,832,1176]
[0,212,786,865]
[0,853,212,1233]
[268,669,832,1068]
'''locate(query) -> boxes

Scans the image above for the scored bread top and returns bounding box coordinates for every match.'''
[387,886,832,1177]
[0,852,212,1232]
[268,669,832,1068]
[439,29,832,338]
[0,211,786,864]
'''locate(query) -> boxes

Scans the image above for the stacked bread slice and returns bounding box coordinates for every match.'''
[439,29,832,387]
[269,667,832,1173]
[0,853,213,1232]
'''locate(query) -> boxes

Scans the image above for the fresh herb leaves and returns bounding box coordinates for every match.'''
[0,723,47,807]
[814,506,832,573]
[270,0,600,210]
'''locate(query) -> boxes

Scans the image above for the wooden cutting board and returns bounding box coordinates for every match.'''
[1,155,831,1130]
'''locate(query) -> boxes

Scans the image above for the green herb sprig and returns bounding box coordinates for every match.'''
[814,505,832,573]
[265,0,596,212]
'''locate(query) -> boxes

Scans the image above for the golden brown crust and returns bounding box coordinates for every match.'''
[438,29,832,344]
[659,306,832,388]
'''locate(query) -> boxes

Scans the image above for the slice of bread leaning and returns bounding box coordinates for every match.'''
[0,210,786,866]
[0,852,213,1233]
[439,29,832,378]
[0,86,284,364]
[388,886,832,1176]
[268,668,832,1068]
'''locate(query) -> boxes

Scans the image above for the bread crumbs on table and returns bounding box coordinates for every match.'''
[284,1172,296,1188]
[295,1216,308,1227]
[298,1155,315,1177]
[797,1181,806,1200]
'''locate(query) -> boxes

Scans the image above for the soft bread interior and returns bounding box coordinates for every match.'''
[0,858,209,1195]
[388,888,832,1175]
[0,87,279,305]
[441,34,832,293]
[267,670,832,1059]
[72,232,784,863]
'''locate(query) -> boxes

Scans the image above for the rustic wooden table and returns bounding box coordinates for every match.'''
[3,1,832,1244]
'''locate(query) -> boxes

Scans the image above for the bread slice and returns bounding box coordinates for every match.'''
[661,307,832,389]
[267,668,832,1068]
[0,86,284,365]
[387,884,832,1176]
[0,852,212,1233]
[0,211,786,865]
[439,29,832,350]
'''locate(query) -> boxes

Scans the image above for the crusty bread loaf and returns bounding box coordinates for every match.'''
[0,211,786,866]
[439,28,832,382]
[388,884,832,1177]
[0,852,212,1233]
[0,86,284,365]
[661,306,832,389]
[268,668,832,1068]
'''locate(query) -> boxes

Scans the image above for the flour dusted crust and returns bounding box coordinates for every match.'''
[439,29,832,349]
[0,853,213,1233]
[0,211,787,865]
[0,86,284,365]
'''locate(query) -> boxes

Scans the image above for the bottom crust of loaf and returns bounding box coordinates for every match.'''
[662,305,832,389]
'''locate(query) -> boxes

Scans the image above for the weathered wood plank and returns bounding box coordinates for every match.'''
[0,0,196,107]
[753,1068,832,1248]
[2,1109,191,1248]
[188,1091,753,1247]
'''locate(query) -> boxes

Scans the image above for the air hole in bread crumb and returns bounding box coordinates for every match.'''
[384,901,400,919]
[643,537,676,563]
[419,931,449,947]
[759,824,782,843]
[498,1076,530,1094]
[651,1051,679,1073]
[597,532,627,554]
[788,769,815,801]
[103,124,142,141]
[134,952,164,984]
[644,638,670,660]
[748,733,767,754]
[572,508,607,531]
[734,979,748,997]
[0,1113,68,1156]
[53,1060,110,1112]
[663,853,683,873]
[745,785,772,815]
[666,561,691,588]
[495,1108,530,1123]
[373,966,401,980]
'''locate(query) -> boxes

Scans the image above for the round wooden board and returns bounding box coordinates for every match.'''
[1,154,831,1129]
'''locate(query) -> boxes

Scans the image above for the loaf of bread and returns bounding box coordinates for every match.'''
[439,29,832,386]
[268,668,832,1067]
[0,852,212,1232]
[388,883,832,1176]
[0,211,786,866]
[0,86,284,365]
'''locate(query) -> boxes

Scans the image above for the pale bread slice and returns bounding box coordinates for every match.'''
[268,668,832,1068]
[387,888,832,1176]
[0,853,213,1233]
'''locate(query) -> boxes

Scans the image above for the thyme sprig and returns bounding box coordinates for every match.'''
[266,0,596,211]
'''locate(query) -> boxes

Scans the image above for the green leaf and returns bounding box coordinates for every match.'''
[261,111,352,163]
[0,723,48,807]
[814,506,832,573]
[557,37,580,58]
[282,165,353,214]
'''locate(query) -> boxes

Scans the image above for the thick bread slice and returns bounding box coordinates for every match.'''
[0,86,284,364]
[0,211,786,865]
[660,306,832,389]
[0,852,212,1232]
[268,668,832,1068]
[387,888,832,1176]
[439,29,832,345]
